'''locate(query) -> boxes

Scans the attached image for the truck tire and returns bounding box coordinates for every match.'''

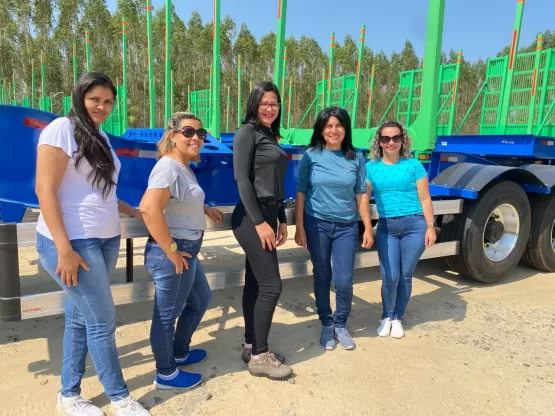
[442,180,531,283]
[520,193,555,272]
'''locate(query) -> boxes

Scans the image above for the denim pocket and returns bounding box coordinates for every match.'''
[144,243,166,272]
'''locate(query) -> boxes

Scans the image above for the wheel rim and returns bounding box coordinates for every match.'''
[482,203,520,262]
[551,219,555,253]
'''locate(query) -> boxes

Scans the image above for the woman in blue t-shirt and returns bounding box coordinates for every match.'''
[295,107,373,351]
[366,120,436,339]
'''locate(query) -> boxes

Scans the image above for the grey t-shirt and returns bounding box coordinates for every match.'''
[147,156,206,240]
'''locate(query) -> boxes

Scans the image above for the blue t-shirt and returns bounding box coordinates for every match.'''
[296,147,367,223]
[365,158,427,219]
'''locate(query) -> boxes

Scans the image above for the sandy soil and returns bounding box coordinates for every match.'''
[1,221,554,416]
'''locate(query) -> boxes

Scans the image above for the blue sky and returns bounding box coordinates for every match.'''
[106,0,555,62]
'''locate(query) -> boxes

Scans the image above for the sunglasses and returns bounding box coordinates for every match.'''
[174,126,208,139]
[379,134,403,144]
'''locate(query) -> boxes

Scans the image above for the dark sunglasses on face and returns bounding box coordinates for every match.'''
[174,126,208,139]
[379,134,403,144]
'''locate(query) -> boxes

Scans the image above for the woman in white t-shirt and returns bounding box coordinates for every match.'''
[35,72,150,416]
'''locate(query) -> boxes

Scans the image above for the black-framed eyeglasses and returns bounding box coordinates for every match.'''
[379,134,403,144]
[174,126,208,139]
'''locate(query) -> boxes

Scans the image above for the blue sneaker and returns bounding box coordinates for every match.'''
[334,327,356,350]
[154,369,202,390]
[176,349,207,366]
[320,325,336,350]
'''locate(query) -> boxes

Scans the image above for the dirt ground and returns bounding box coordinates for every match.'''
[1,223,554,416]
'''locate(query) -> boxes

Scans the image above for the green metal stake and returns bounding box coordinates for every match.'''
[273,0,287,92]
[85,29,91,71]
[498,0,525,134]
[326,33,335,108]
[122,17,129,131]
[320,68,327,112]
[146,0,156,128]
[352,25,365,128]
[526,33,542,134]
[282,47,288,101]
[171,70,174,114]
[40,51,46,111]
[237,54,242,128]
[402,0,445,155]
[31,59,36,108]
[12,74,16,104]
[72,43,78,85]
[226,85,230,132]
[447,50,462,134]
[164,0,172,126]
[211,0,221,139]
[287,76,293,129]
[366,65,375,128]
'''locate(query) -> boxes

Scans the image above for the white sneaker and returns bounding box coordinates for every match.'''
[56,393,103,416]
[110,396,151,416]
[391,319,405,339]
[377,318,392,337]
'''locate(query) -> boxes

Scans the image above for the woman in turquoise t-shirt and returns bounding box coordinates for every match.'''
[365,120,436,339]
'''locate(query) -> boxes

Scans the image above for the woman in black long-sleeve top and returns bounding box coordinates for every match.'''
[231,81,293,380]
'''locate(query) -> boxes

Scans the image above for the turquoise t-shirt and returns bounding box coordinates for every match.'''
[296,147,367,223]
[365,157,428,218]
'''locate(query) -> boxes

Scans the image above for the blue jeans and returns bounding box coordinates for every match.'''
[304,213,359,328]
[36,232,129,401]
[376,213,427,320]
[144,234,212,376]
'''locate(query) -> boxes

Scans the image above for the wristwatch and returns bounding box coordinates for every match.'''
[168,241,178,252]
[427,222,437,228]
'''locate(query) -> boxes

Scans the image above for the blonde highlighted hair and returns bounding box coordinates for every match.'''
[368,120,413,161]
[157,111,203,163]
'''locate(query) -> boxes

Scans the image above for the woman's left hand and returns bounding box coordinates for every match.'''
[276,223,288,247]
[361,228,374,249]
[425,227,437,248]
[205,206,224,226]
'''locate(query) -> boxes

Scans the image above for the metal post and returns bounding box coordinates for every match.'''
[281,47,288,103]
[237,54,242,128]
[211,0,221,139]
[125,239,134,282]
[366,65,375,128]
[0,224,21,322]
[85,29,91,71]
[164,0,172,126]
[536,49,553,132]
[31,59,36,108]
[352,25,365,128]
[226,85,230,132]
[406,0,445,154]
[171,70,175,114]
[499,0,525,134]
[146,0,156,128]
[526,33,542,134]
[122,17,129,132]
[273,0,287,91]
[72,42,78,85]
[287,76,293,129]
[40,51,46,111]
[326,33,335,107]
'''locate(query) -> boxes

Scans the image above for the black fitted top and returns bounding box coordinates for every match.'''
[232,123,289,225]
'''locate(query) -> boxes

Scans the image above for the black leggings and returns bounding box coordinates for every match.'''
[231,201,282,355]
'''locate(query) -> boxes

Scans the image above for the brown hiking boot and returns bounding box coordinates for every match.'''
[242,344,286,364]
[247,351,293,380]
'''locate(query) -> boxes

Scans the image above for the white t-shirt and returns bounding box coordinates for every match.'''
[36,117,122,240]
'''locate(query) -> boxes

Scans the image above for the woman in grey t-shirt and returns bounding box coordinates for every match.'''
[139,112,223,390]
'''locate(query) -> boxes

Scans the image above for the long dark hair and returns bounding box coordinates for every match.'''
[309,106,356,160]
[68,72,118,198]
[243,81,282,137]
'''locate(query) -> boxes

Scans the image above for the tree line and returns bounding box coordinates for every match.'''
[1,0,554,133]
